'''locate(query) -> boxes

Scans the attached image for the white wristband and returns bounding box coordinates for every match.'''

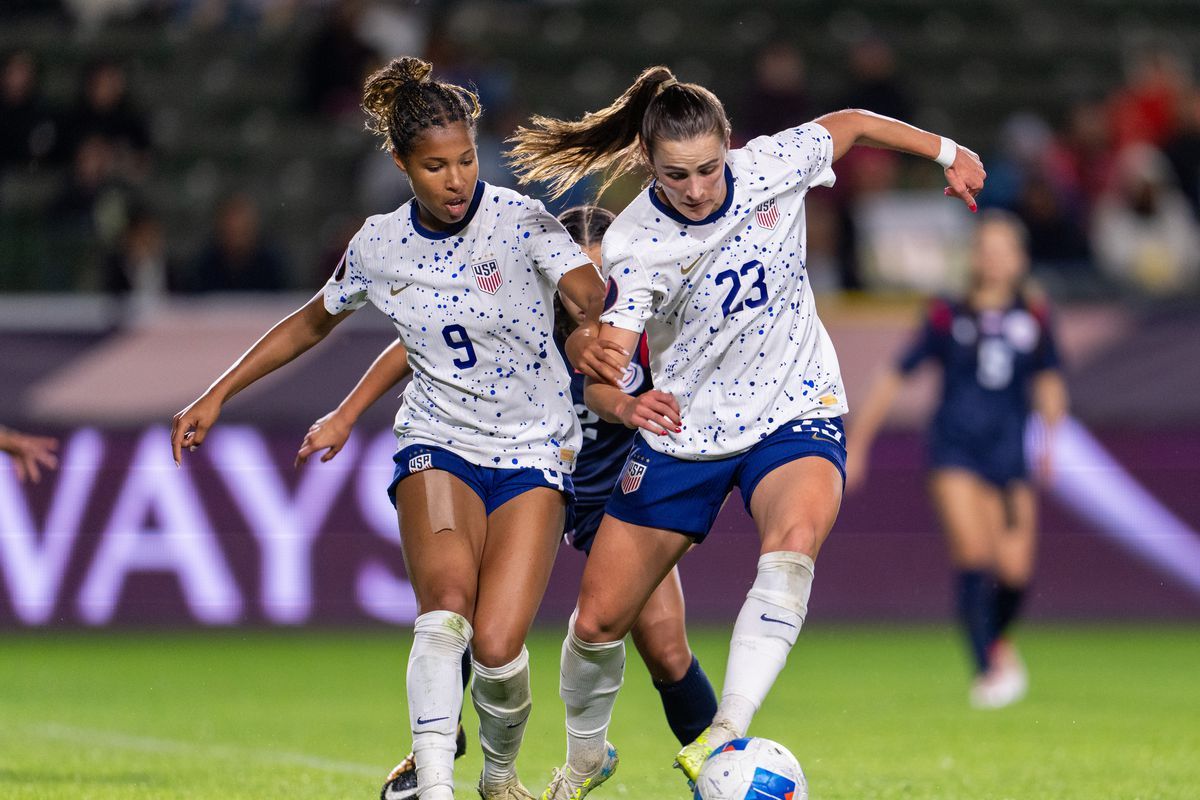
[935,136,957,169]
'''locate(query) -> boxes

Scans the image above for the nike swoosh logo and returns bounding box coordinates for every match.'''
[415,715,450,726]
[390,283,411,296]
[760,613,797,628]
[680,254,704,275]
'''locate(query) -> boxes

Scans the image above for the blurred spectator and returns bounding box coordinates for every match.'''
[1091,144,1200,295]
[0,49,59,171]
[1164,88,1200,216]
[1108,46,1191,150]
[60,58,152,179]
[1015,174,1091,272]
[49,134,138,288]
[105,209,176,316]
[839,37,912,122]
[188,192,287,292]
[300,0,381,120]
[1046,101,1118,214]
[738,40,811,140]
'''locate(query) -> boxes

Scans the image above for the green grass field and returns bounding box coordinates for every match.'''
[2,625,1197,799]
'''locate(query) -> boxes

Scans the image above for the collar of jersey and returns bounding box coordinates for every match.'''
[409,180,486,240]
[647,164,735,226]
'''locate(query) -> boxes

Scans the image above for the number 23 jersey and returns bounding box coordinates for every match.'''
[600,122,848,460]
[324,181,590,473]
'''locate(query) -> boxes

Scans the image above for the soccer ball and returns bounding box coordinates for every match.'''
[692,737,807,800]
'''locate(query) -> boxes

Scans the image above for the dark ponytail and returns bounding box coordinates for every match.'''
[507,65,730,199]
[361,56,481,156]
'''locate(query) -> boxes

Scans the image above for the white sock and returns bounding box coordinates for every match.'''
[472,647,531,787]
[559,613,624,777]
[716,551,814,736]
[408,610,472,797]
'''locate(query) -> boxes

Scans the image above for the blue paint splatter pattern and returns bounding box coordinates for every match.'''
[323,181,592,472]
[599,122,848,459]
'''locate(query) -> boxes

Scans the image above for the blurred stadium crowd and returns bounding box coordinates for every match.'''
[2,0,1200,309]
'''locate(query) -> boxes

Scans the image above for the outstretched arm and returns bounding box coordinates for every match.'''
[296,339,412,466]
[170,290,352,465]
[844,368,907,493]
[816,108,986,212]
[558,262,628,386]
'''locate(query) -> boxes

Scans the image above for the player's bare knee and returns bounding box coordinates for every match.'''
[642,640,693,684]
[418,587,475,621]
[762,522,821,559]
[572,610,626,645]
[470,633,524,669]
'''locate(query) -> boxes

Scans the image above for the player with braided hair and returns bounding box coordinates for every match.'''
[171,57,608,800]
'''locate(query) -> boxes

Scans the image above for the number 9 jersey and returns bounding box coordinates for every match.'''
[599,122,848,460]
[324,181,590,473]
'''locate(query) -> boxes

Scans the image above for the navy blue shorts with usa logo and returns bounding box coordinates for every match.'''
[604,417,846,542]
[388,444,574,514]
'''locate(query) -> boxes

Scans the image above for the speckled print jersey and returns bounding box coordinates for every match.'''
[600,122,848,459]
[324,180,591,473]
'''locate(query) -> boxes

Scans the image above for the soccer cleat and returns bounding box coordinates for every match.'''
[478,775,536,799]
[380,725,469,800]
[541,742,619,800]
[673,724,735,786]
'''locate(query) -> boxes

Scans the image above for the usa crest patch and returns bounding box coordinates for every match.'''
[620,460,648,494]
[473,259,503,294]
[755,199,780,229]
[408,453,433,473]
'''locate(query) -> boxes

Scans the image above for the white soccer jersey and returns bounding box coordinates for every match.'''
[600,122,848,459]
[325,181,591,472]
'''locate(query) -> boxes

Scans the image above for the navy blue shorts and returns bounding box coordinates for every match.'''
[564,502,607,554]
[604,417,846,543]
[929,428,1026,488]
[388,444,574,514]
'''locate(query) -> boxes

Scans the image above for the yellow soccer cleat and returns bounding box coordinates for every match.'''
[541,742,619,800]
[673,725,735,787]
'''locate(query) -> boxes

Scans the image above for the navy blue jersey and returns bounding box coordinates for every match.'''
[898,296,1060,448]
[556,334,654,506]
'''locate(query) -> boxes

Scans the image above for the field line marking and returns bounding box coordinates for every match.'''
[28,722,380,778]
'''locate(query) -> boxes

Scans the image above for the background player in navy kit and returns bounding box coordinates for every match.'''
[507,66,986,798]
[296,205,718,798]
[171,57,608,800]
[846,211,1069,709]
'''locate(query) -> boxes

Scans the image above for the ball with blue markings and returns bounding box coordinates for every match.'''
[692,737,807,800]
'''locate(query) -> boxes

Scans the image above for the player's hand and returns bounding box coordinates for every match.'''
[942,145,986,212]
[296,411,352,467]
[843,448,868,494]
[567,325,628,387]
[170,393,222,466]
[617,389,681,436]
[0,431,59,483]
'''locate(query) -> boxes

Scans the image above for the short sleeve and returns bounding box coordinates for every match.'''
[599,241,653,334]
[518,199,591,285]
[740,122,837,193]
[897,300,952,374]
[323,229,370,315]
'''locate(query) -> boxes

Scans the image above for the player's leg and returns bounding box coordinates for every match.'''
[929,467,1003,679]
[381,647,472,799]
[988,480,1037,704]
[388,469,488,800]
[706,456,842,746]
[470,486,566,798]
[546,515,693,798]
[629,566,718,746]
[993,480,1036,639]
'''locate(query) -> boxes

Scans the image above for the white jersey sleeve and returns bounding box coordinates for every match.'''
[323,228,372,315]
[740,122,837,195]
[599,242,654,333]
[518,199,593,285]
